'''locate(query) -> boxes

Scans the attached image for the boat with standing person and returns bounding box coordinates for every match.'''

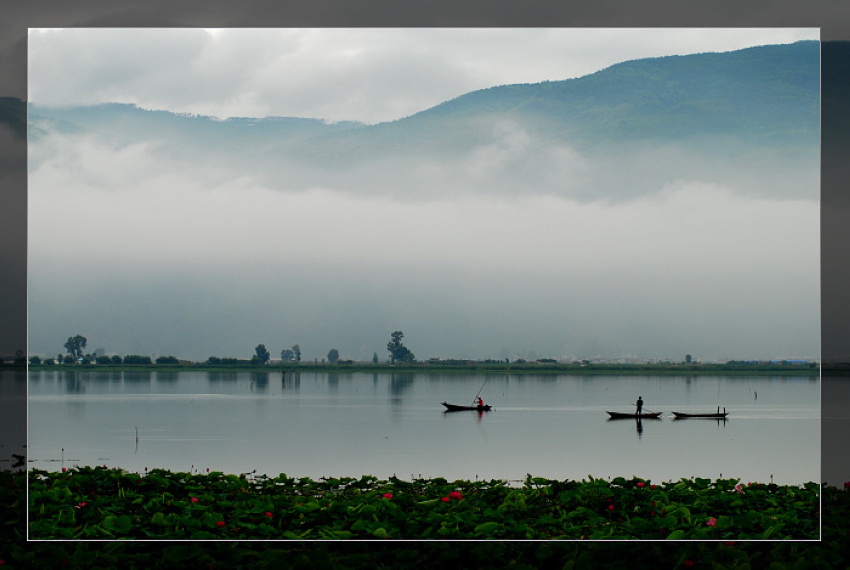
[606,411,662,419]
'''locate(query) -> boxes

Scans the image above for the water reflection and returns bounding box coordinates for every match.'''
[281,370,300,391]
[390,372,415,400]
[208,371,237,383]
[156,371,178,383]
[26,371,820,484]
[250,372,268,391]
[328,372,339,391]
[62,370,84,393]
[94,370,122,382]
[123,370,151,383]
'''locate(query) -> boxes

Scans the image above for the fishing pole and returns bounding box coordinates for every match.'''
[632,403,659,415]
[471,376,489,406]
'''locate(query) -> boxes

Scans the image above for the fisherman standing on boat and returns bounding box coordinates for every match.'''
[636,396,644,415]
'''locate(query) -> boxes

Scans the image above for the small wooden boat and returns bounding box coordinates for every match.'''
[606,411,662,419]
[442,401,492,412]
[672,411,729,419]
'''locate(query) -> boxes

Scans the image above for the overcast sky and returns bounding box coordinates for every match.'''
[28,28,819,123]
[27,28,820,362]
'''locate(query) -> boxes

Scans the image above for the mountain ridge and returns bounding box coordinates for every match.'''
[27,41,819,202]
[28,40,818,150]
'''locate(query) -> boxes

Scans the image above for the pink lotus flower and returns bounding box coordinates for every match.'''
[650,484,656,490]
[265,511,273,518]
[382,493,393,499]
[217,521,225,528]
[450,491,462,500]
[637,482,645,488]
[844,481,850,490]
[608,505,615,511]
[707,517,717,527]
[61,467,66,472]
[441,496,450,502]
[191,497,199,503]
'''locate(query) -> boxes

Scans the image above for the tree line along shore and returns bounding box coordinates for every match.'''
[20,361,820,375]
[14,331,819,374]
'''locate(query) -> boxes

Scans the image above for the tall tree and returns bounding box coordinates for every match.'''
[387,331,414,364]
[255,344,270,364]
[292,344,301,362]
[327,348,339,364]
[64,335,87,360]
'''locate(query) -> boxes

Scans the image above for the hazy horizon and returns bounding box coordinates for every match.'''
[26,29,820,363]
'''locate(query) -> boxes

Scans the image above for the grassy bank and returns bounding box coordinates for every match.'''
[4,467,847,568]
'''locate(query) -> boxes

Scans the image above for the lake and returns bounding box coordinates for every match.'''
[26,370,820,485]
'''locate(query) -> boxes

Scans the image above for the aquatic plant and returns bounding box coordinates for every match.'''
[27,468,819,541]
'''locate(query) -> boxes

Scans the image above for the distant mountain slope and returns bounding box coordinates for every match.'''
[408,40,819,144]
[29,41,818,152]
[28,102,365,151]
[263,40,818,167]
[27,41,819,202]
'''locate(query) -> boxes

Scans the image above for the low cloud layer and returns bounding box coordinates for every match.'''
[27,125,819,362]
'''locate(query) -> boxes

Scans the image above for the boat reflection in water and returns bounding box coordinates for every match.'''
[605,411,662,439]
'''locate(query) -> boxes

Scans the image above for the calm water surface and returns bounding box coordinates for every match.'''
[27,370,820,485]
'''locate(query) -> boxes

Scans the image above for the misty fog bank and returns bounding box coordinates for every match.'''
[28,169,819,362]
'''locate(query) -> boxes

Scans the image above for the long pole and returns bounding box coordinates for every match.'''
[471,377,489,406]
[632,403,658,415]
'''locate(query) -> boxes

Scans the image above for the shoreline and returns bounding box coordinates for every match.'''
[22,362,821,375]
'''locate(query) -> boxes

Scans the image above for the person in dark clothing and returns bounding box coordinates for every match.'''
[636,396,644,415]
